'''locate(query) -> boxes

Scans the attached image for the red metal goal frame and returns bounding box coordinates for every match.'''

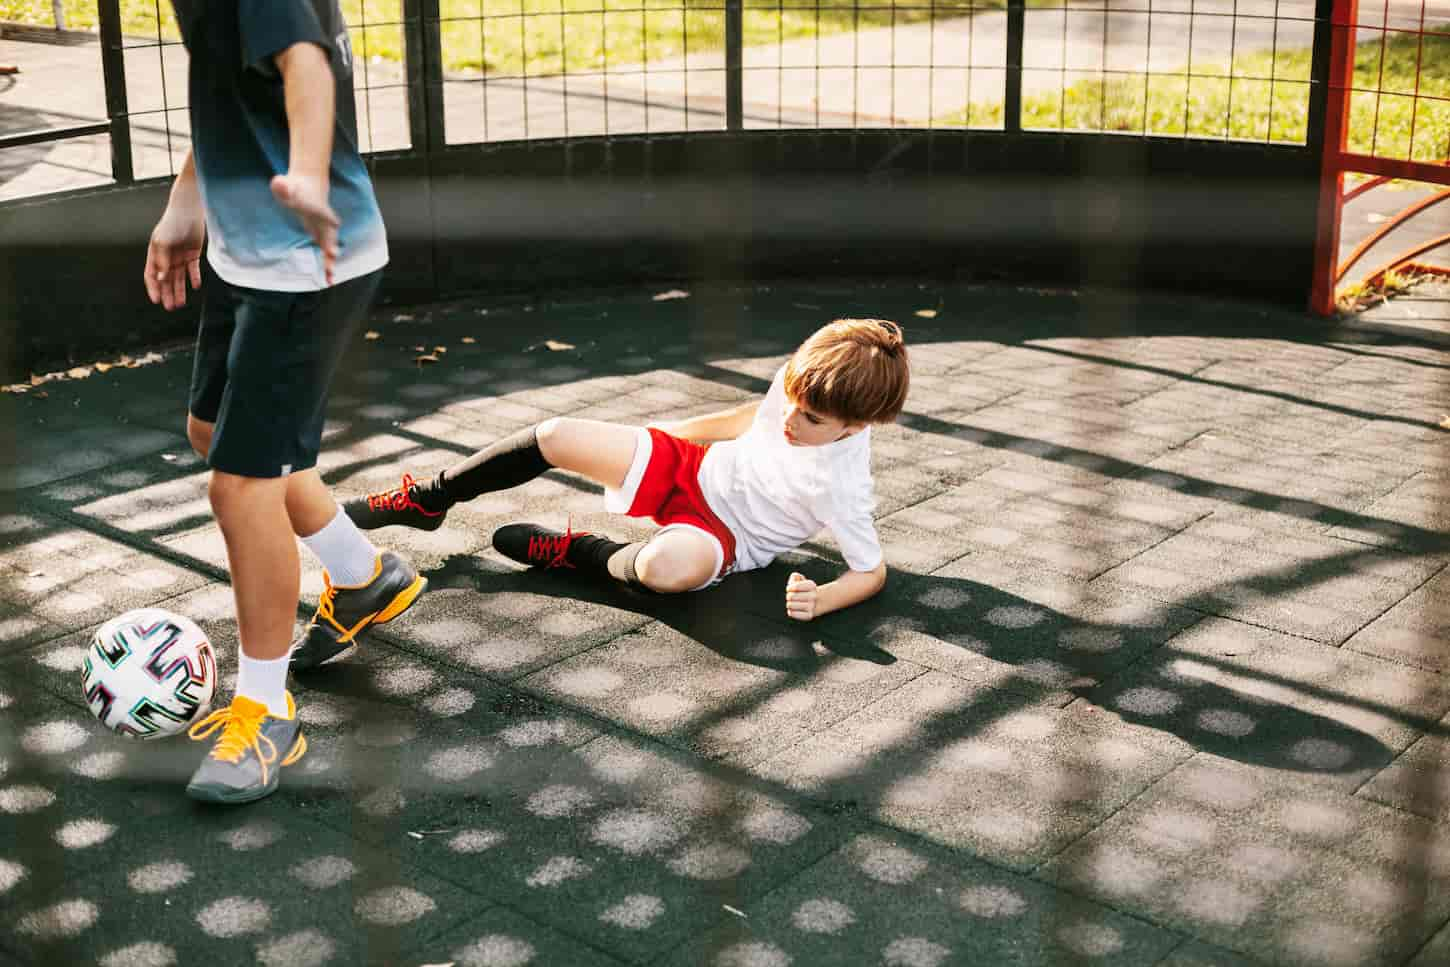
[1310,0,1450,315]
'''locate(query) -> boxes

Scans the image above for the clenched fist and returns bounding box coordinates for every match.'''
[785,571,818,622]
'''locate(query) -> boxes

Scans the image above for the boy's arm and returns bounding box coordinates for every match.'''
[786,563,886,621]
[144,149,205,311]
[270,41,340,283]
[650,400,760,444]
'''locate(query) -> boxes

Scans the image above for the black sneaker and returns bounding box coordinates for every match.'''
[186,693,306,804]
[344,473,447,531]
[492,522,591,569]
[290,551,427,670]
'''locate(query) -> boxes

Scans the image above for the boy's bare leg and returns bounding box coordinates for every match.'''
[285,468,343,538]
[189,418,348,542]
[347,416,643,533]
[633,528,718,593]
[210,472,299,662]
[533,417,639,490]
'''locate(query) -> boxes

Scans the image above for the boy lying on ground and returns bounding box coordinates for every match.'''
[346,318,911,623]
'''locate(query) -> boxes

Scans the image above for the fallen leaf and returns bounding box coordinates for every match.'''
[67,367,91,379]
[544,339,575,351]
[394,312,415,322]
[652,289,690,301]
[364,330,381,341]
[914,309,938,319]
[461,336,476,344]
[94,362,113,373]
[414,354,440,364]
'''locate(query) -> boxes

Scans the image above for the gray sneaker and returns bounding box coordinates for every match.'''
[186,693,306,804]
[290,551,427,671]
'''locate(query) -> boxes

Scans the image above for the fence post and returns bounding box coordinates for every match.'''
[95,0,133,183]
[1004,0,1024,132]
[726,0,743,131]
[405,0,446,151]
[1309,0,1355,314]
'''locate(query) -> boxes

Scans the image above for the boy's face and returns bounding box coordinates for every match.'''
[783,397,864,447]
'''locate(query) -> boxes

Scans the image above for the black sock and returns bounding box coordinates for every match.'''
[566,535,645,588]
[435,426,552,507]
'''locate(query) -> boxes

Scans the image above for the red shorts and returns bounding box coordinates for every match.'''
[604,427,737,582]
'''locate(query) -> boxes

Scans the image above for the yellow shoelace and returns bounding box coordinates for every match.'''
[188,697,279,785]
[313,574,343,633]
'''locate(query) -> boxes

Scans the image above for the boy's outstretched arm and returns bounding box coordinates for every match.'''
[649,400,760,444]
[785,563,886,621]
[271,41,340,283]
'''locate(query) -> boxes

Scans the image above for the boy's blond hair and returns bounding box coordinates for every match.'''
[782,318,910,425]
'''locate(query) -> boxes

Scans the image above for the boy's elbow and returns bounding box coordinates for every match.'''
[867,561,887,594]
[273,40,331,81]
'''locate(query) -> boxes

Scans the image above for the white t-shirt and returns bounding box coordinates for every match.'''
[699,367,883,574]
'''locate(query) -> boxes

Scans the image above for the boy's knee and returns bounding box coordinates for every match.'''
[208,470,276,518]
[636,541,712,594]
[187,415,213,459]
[534,417,565,455]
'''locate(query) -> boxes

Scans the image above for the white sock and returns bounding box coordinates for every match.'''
[300,507,379,587]
[235,652,292,718]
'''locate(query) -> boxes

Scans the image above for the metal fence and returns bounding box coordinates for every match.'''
[1,0,1346,202]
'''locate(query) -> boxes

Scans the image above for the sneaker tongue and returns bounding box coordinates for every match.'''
[230,695,270,718]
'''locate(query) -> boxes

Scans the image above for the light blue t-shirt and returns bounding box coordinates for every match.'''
[174,0,388,291]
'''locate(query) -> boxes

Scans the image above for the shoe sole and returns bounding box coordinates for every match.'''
[185,734,307,805]
[349,508,446,533]
[374,574,428,624]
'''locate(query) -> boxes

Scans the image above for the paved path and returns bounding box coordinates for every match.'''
[2,279,1449,965]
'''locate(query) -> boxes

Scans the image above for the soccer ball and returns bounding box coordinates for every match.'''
[81,607,218,739]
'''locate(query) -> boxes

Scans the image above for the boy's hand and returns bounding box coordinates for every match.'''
[785,572,818,622]
[270,173,340,284]
[144,202,205,311]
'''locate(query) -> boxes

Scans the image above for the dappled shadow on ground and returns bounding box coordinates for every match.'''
[3,280,1449,965]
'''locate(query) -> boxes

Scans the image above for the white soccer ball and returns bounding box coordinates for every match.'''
[81,607,218,739]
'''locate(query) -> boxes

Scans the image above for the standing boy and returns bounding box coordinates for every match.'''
[146,0,425,803]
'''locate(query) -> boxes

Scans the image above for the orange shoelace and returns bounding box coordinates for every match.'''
[188,697,279,785]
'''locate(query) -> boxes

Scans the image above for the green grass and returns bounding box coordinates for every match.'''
[9,2,1445,158]
[3,0,1077,76]
[942,32,1450,160]
[2,0,1010,75]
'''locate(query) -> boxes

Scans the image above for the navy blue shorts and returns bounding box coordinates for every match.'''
[188,263,381,479]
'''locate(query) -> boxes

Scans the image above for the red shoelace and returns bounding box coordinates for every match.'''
[366,473,442,517]
[527,522,588,568]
